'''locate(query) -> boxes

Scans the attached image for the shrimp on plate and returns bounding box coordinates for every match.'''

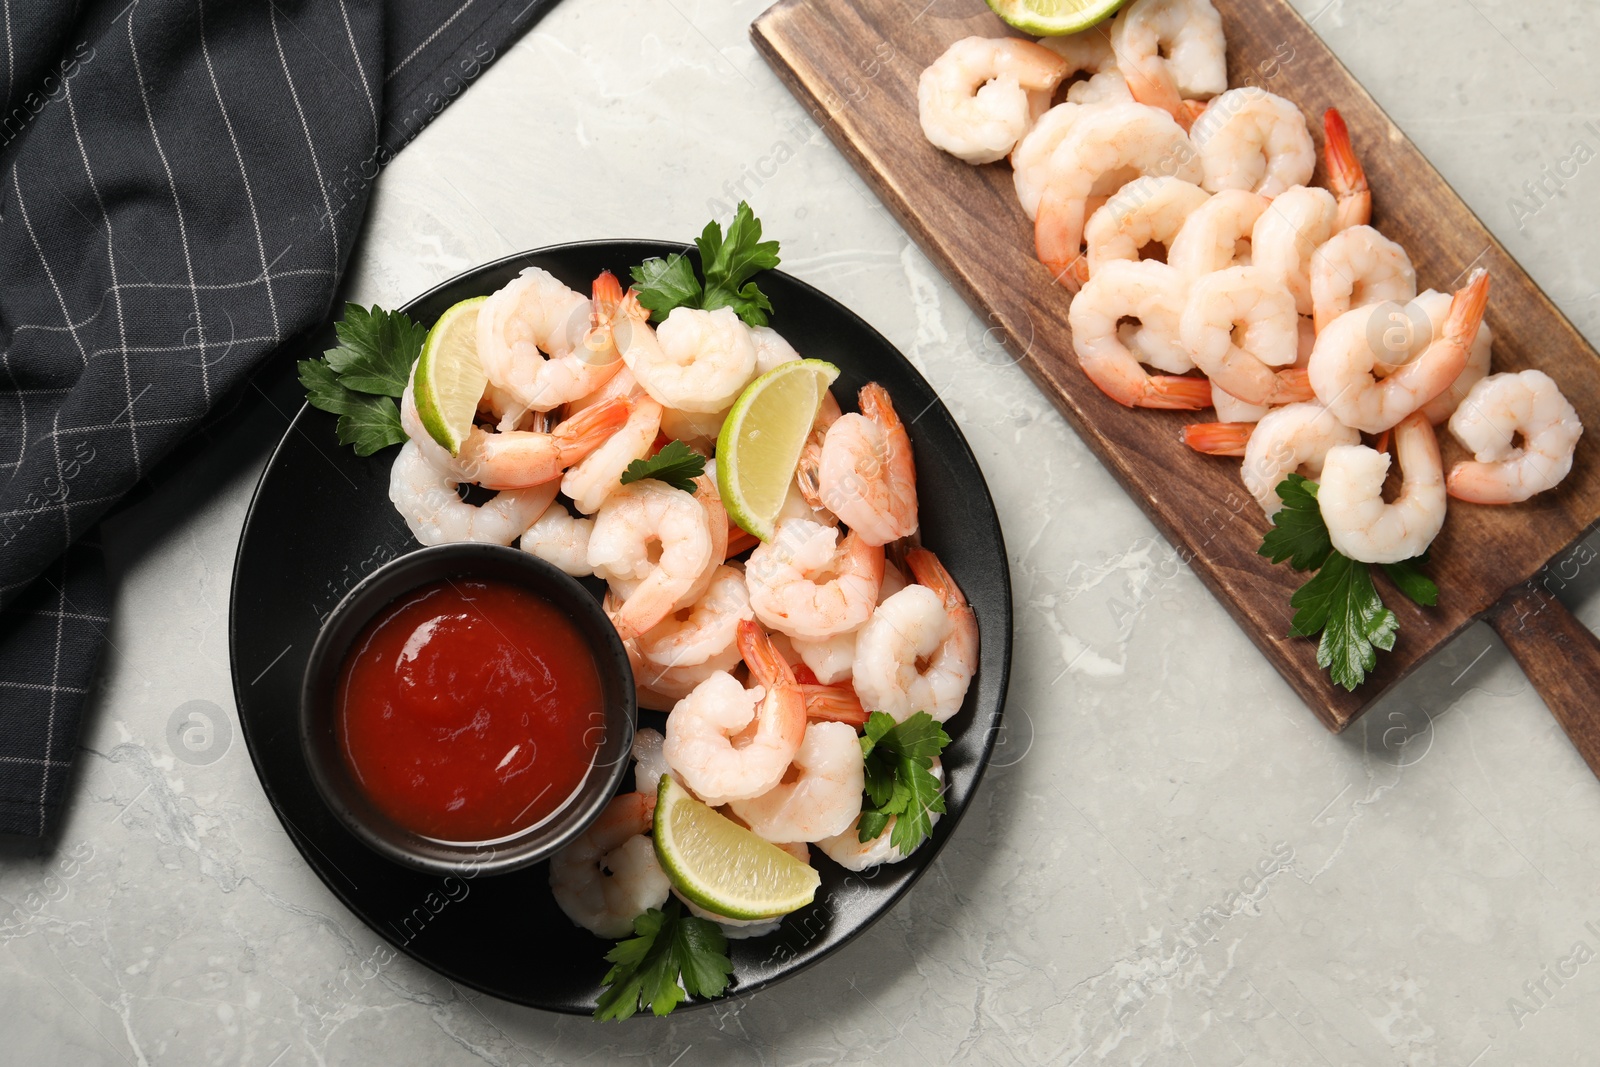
[1309,224,1417,333]
[791,629,857,685]
[1034,102,1202,287]
[549,792,671,939]
[1318,412,1447,564]
[1250,185,1337,316]
[560,369,662,515]
[918,37,1069,164]
[662,621,807,805]
[454,398,631,491]
[852,548,978,724]
[614,294,757,414]
[1069,259,1210,409]
[812,383,919,546]
[588,479,716,641]
[1189,87,1315,197]
[749,325,801,375]
[727,721,865,843]
[1308,269,1489,434]
[815,760,944,872]
[1166,189,1268,277]
[478,268,624,412]
[519,500,593,576]
[1446,370,1583,504]
[745,518,883,640]
[389,441,558,547]
[1179,266,1312,406]
[634,563,753,672]
[1184,402,1360,515]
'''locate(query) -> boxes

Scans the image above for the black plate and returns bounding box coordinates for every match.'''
[228,241,1013,1014]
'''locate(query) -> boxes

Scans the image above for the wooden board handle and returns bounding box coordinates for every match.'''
[1487,583,1600,780]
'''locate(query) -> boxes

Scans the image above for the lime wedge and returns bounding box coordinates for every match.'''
[652,775,820,920]
[716,358,839,542]
[413,296,489,456]
[985,0,1125,35]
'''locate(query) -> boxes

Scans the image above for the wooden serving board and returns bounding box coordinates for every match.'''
[752,0,1600,737]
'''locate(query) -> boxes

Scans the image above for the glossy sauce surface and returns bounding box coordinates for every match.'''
[337,578,601,841]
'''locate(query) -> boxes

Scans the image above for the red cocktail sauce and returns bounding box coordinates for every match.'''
[336,578,602,842]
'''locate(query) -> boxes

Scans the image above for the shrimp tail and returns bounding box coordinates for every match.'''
[1322,108,1370,230]
[554,396,631,458]
[796,436,827,512]
[1123,56,1192,132]
[737,619,798,689]
[905,547,968,608]
[591,270,624,320]
[725,527,761,560]
[1182,421,1254,457]
[1269,367,1316,405]
[801,683,869,727]
[1446,268,1491,345]
[1144,374,1213,410]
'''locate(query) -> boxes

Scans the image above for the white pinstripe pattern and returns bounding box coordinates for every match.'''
[1,0,11,115]
[337,0,378,140]
[10,167,90,365]
[0,679,85,693]
[39,560,64,832]
[197,0,281,339]
[126,10,211,404]
[271,4,340,272]
[387,0,476,81]
[8,268,335,340]
[63,80,142,481]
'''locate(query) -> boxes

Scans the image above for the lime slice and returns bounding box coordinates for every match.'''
[985,0,1125,35]
[413,295,489,456]
[716,358,839,542]
[652,775,820,920]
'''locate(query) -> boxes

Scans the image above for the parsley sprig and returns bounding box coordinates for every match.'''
[858,711,951,855]
[630,202,780,327]
[594,899,733,1021]
[1260,474,1438,690]
[620,440,706,493]
[297,303,425,455]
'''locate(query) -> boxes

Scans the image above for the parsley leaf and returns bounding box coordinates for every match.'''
[594,900,732,1021]
[619,440,706,493]
[1258,474,1333,572]
[1290,552,1399,691]
[299,303,424,456]
[628,202,781,327]
[857,711,951,855]
[1380,558,1439,607]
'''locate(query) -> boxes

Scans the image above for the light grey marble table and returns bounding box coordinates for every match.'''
[5,1,1600,1063]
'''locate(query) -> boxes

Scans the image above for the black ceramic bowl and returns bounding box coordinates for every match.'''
[299,542,636,876]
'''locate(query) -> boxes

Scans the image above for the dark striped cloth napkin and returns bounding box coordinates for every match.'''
[0,0,555,837]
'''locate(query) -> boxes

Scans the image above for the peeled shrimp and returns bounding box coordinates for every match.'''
[1012,103,1092,222]
[1034,102,1202,286]
[615,298,756,414]
[746,518,883,640]
[815,760,943,871]
[1309,269,1489,434]
[1038,31,1129,104]
[814,383,919,546]
[631,728,678,794]
[1185,402,1360,515]
[1166,189,1268,277]
[589,480,716,641]
[479,268,622,412]
[389,441,558,546]
[1109,0,1228,100]
[1082,175,1210,277]
[549,792,671,939]
[561,370,662,515]
[791,629,856,685]
[918,37,1069,164]
[750,325,801,375]
[853,549,978,724]
[1387,289,1493,425]
[455,398,631,490]
[519,500,593,576]
[635,564,753,670]
[1319,412,1446,563]
[1250,185,1337,316]
[1070,260,1210,409]
[1211,381,1269,423]
[1447,370,1582,504]
[662,621,807,805]
[1322,108,1371,232]
[726,721,864,843]
[1179,266,1311,406]
[1189,87,1315,197]
[1309,225,1417,333]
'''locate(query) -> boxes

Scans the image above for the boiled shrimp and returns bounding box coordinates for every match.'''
[560,369,662,515]
[1012,103,1091,222]
[519,500,593,576]
[1166,189,1268,277]
[479,268,623,412]
[1038,30,1129,104]
[1069,259,1210,409]
[852,548,978,724]
[726,721,865,843]
[1309,224,1416,333]
[635,564,753,671]
[1108,0,1228,100]
[815,760,943,871]
[1383,289,1493,425]
[1082,175,1210,277]
[1318,412,1446,563]
[750,325,801,375]
[389,441,558,546]
[1184,401,1359,515]
[614,296,757,414]
[1189,87,1315,197]
[662,620,807,805]
[455,397,631,490]
[1250,185,1337,316]
[791,629,856,685]
[1308,269,1490,434]
[745,518,883,640]
[589,480,716,641]
[814,383,919,546]
[1446,370,1582,504]
[1322,108,1370,232]
[918,37,1069,164]
[549,792,671,939]
[1179,266,1312,406]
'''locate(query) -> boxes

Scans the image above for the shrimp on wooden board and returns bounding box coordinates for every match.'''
[815,760,943,872]
[852,548,979,724]
[1166,189,1268,277]
[1309,225,1417,333]
[662,621,807,805]
[519,500,593,577]
[588,480,716,642]
[812,384,919,547]
[1082,175,1210,277]
[1108,0,1228,100]
[1189,87,1315,197]
[549,792,671,939]
[1251,186,1338,316]
[1446,370,1583,504]
[389,441,559,547]
[1179,266,1312,406]
[1184,402,1361,515]
[1308,269,1490,434]
[918,37,1069,164]
[726,721,865,844]
[1038,31,1130,104]
[1374,289,1493,426]
[1323,108,1371,232]
[1069,260,1210,410]
[1034,102,1202,288]
[745,518,883,640]
[1319,412,1446,564]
